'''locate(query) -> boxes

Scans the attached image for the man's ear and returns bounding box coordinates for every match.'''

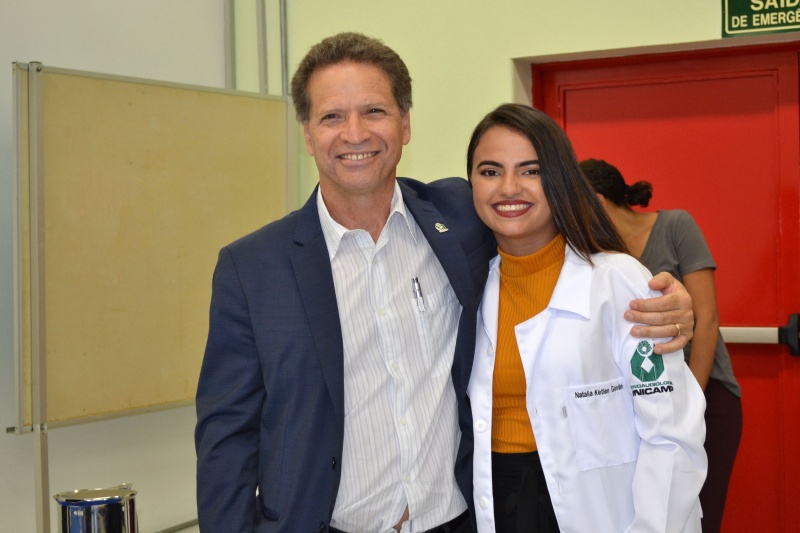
[401,111,411,146]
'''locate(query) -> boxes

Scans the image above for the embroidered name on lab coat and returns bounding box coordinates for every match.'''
[573,384,625,399]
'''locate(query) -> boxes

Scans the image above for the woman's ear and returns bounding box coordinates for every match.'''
[595,193,608,208]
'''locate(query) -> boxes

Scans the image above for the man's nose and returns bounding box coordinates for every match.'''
[341,115,370,145]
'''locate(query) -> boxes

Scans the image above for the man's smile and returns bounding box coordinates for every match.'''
[339,151,378,161]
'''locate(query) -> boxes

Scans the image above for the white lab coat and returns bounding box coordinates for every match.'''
[469,247,707,533]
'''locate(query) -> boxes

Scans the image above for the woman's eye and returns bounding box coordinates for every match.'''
[480,169,500,177]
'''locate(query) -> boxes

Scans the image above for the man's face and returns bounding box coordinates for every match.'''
[303,62,411,202]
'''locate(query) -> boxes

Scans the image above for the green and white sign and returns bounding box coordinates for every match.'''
[724,0,800,36]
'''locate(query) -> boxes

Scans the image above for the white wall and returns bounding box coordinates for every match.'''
[284,1,724,200]
[0,2,224,531]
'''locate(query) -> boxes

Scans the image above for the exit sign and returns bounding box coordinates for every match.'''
[724,0,800,36]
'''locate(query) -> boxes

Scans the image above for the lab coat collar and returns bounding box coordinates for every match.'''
[484,244,594,322]
[548,246,593,320]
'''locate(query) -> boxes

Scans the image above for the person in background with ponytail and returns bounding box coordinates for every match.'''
[580,158,742,533]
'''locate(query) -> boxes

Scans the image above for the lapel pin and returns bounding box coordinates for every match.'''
[435,223,449,233]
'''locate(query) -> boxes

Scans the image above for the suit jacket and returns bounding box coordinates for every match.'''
[195,177,494,532]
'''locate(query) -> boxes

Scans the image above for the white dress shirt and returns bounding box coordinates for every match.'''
[318,182,467,533]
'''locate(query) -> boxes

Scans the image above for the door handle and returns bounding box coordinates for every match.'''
[720,314,799,355]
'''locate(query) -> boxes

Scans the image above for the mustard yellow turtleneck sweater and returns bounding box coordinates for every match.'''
[492,233,566,453]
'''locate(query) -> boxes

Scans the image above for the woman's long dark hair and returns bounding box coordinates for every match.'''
[467,104,628,262]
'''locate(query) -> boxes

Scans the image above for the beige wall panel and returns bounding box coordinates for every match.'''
[17,66,288,425]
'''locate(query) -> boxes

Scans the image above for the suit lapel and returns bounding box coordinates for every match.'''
[401,182,485,397]
[400,182,477,313]
[289,191,345,422]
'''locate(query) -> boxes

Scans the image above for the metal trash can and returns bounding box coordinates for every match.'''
[54,484,138,533]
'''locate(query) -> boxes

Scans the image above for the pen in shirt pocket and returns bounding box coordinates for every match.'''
[412,277,426,313]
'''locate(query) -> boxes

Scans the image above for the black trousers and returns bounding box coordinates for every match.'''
[492,451,560,533]
[699,378,743,533]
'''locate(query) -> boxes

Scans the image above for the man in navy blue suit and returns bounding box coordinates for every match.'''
[195,32,694,533]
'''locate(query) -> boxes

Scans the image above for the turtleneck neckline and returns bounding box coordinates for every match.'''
[498,233,566,278]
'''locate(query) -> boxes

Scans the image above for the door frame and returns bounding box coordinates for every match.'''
[510,33,800,107]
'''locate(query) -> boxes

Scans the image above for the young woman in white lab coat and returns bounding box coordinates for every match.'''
[466,104,707,533]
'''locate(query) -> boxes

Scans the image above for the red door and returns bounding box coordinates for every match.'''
[536,47,800,532]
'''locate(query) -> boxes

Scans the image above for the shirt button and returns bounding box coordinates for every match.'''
[378,308,387,316]
[400,416,408,425]
[486,346,493,356]
[404,474,411,483]
[391,361,400,371]
[331,456,337,470]
[475,420,487,432]
[479,497,489,509]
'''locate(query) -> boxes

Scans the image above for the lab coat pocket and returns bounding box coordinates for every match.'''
[565,377,639,471]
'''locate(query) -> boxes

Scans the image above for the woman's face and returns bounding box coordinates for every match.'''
[471,126,558,256]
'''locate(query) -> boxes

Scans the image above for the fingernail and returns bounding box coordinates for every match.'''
[631,327,641,337]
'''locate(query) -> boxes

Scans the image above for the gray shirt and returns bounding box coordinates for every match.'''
[640,210,741,397]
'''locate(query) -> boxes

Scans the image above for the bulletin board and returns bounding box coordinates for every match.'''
[14,63,290,427]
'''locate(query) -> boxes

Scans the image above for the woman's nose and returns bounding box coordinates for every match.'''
[498,174,521,196]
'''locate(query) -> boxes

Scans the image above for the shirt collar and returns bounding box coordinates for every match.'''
[317,180,418,260]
